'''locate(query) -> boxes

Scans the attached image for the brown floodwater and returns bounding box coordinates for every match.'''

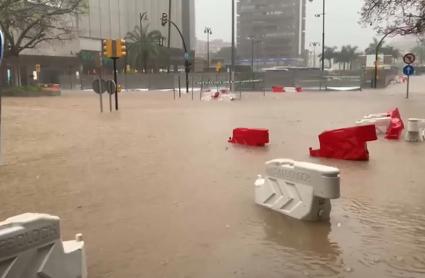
[1,78,425,278]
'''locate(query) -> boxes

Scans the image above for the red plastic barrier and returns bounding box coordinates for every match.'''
[212,92,220,99]
[295,86,303,93]
[272,86,285,93]
[385,108,404,140]
[309,125,377,161]
[228,128,269,146]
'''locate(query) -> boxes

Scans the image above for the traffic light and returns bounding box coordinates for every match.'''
[116,39,127,58]
[102,39,113,58]
[161,13,168,26]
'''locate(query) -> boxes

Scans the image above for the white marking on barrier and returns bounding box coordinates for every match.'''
[0,213,87,278]
[255,159,340,221]
[356,117,391,134]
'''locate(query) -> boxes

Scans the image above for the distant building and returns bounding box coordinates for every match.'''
[196,39,232,58]
[237,0,306,68]
[14,0,196,85]
[78,0,195,52]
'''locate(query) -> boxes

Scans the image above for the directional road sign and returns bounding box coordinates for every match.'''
[403,53,416,65]
[106,80,116,95]
[403,65,415,76]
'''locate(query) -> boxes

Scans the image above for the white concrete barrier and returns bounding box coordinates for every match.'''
[0,213,87,278]
[405,118,425,142]
[255,159,340,221]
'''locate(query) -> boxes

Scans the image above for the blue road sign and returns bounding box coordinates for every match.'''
[0,29,4,66]
[403,65,415,76]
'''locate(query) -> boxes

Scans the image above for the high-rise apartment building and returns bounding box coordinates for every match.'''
[237,0,306,67]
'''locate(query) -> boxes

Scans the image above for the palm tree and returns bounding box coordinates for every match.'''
[335,45,360,70]
[126,25,163,73]
[319,46,338,68]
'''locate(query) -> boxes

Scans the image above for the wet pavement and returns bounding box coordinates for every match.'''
[1,77,425,277]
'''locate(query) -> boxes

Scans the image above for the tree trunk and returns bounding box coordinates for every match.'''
[0,61,8,88]
[9,55,22,87]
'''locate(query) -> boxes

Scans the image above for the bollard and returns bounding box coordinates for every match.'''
[0,213,87,278]
[255,159,340,221]
[405,118,425,142]
[191,78,194,100]
[178,75,181,98]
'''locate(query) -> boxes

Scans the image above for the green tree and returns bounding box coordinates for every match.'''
[0,0,87,86]
[411,44,425,65]
[365,38,401,59]
[126,25,164,73]
[361,0,425,35]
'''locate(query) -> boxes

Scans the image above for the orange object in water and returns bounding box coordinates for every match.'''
[309,125,377,161]
[228,128,269,146]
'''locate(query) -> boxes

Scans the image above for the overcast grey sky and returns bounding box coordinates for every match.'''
[195,0,377,51]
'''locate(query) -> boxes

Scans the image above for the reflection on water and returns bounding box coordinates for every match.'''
[255,207,343,277]
[345,199,425,277]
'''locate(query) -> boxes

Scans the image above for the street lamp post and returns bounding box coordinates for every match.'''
[310,42,320,68]
[162,13,191,93]
[310,0,326,72]
[167,0,172,73]
[139,12,148,31]
[204,27,212,70]
[231,0,235,91]
[248,36,260,87]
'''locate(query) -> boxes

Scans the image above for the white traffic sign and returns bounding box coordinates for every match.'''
[403,53,416,65]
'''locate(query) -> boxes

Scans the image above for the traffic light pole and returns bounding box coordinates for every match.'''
[113,58,119,110]
[162,15,190,93]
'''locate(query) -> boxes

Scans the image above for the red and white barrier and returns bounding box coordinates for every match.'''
[272,86,303,93]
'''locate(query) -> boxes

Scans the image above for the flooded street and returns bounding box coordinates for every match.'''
[1,78,425,278]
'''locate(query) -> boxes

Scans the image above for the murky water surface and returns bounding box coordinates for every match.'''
[1,80,425,277]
